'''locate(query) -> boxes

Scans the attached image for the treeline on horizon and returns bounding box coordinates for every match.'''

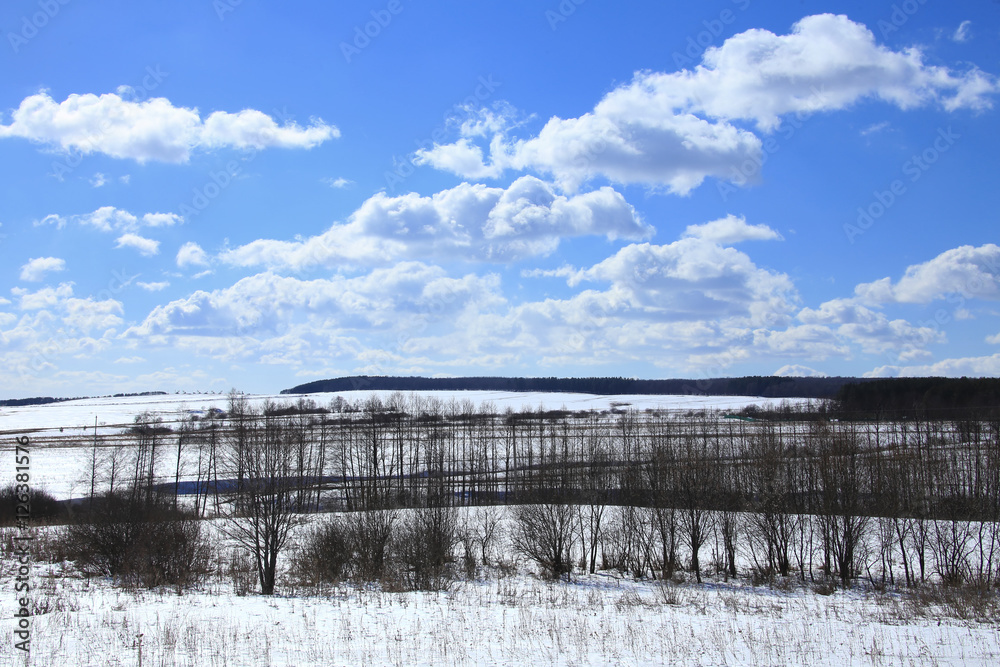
[834,377,1000,420]
[283,375,859,399]
[6,377,999,416]
[0,391,168,408]
[285,375,1000,418]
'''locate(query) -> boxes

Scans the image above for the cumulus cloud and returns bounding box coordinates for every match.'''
[8,283,123,330]
[111,222,966,378]
[0,283,124,384]
[35,206,183,233]
[797,297,944,358]
[176,242,210,268]
[417,230,806,375]
[681,215,782,244]
[656,14,996,126]
[126,263,504,341]
[774,364,828,377]
[0,91,338,163]
[417,104,761,194]
[854,244,1000,304]
[19,256,66,282]
[115,233,160,256]
[866,353,1000,378]
[220,176,652,271]
[571,238,797,325]
[416,14,996,193]
[137,281,170,291]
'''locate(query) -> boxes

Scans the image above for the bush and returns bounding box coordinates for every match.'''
[66,492,211,590]
[511,503,575,579]
[347,509,398,582]
[295,507,459,591]
[293,517,352,586]
[396,506,458,590]
[0,484,63,525]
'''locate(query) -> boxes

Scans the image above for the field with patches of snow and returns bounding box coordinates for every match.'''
[0,390,805,501]
[0,390,798,435]
[3,521,999,667]
[4,391,998,666]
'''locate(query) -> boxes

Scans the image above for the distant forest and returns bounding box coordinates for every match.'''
[5,377,998,418]
[284,374,860,400]
[835,376,1000,419]
[0,391,168,408]
[285,375,1000,420]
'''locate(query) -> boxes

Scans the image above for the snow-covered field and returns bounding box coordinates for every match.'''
[4,559,999,666]
[0,390,805,501]
[0,390,801,436]
[4,391,998,666]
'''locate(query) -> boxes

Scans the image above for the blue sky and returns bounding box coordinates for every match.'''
[1,0,999,398]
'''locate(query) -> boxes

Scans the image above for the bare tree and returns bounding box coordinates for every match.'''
[817,424,870,587]
[220,400,302,595]
[676,420,718,584]
[511,502,576,579]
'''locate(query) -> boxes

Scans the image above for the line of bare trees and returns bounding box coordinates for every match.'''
[72,391,1000,593]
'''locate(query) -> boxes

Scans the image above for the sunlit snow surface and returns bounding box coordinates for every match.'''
[8,568,1000,666]
[0,391,802,500]
[0,390,800,435]
[3,393,1000,666]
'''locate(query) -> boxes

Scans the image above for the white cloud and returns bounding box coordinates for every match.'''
[0,282,124,387]
[114,356,145,364]
[866,353,1000,378]
[19,257,66,282]
[141,212,183,227]
[35,206,183,233]
[953,20,972,43]
[115,233,160,256]
[659,14,995,126]
[520,265,577,280]
[774,364,827,378]
[860,121,890,136]
[110,224,976,379]
[177,242,210,268]
[221,176,652,271]
[0,91,339,163]
[417,105,761,194]
[681,215,782,244]
[137,281,170,291]
[572,238,797,325]
[126,263,504,345]
[323,177,354,188]
[83,207,137,232]
[90,172,107,187]
[797,297,944,358]
[416,14,996,193]
[7,283,122,331]
[855,244,1000,304]
[987,332,1000,345]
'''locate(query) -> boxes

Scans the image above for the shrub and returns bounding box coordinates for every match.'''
[293,516,352,586]
[511,503,575,579]
[66,492,211,590]
[396,506,458,590]
[0,484,63,525]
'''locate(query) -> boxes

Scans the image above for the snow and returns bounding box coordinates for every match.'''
[0,390,804,437]
[6,568,999,666]
[0,391,805,501]
[5,391,994,665]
